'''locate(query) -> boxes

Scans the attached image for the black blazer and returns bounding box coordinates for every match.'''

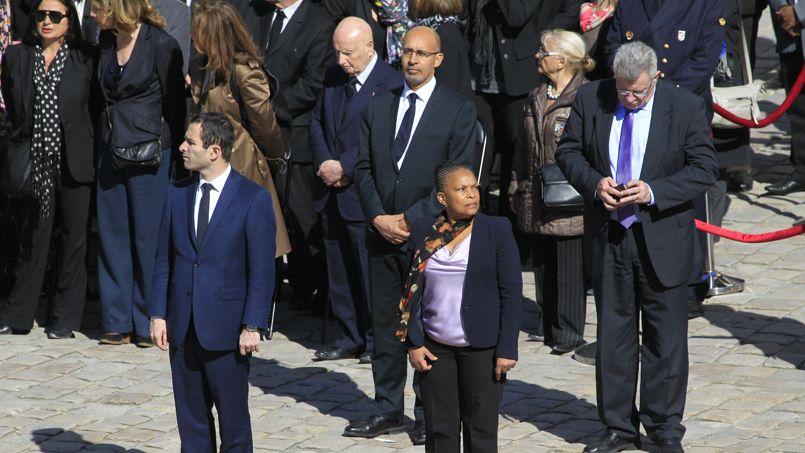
[406,213,522,360]
[310,60,404,221]
[554,80,719,288]
[1,43,98,183]
[97,23,186,152]
[434,22,472,95]
[354,81,477,229]
[467,0,583,96]
[261,1,335,129]
[325,0,387,59]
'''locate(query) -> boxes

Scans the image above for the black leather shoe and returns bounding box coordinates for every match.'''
[47,329,75,339]
[135,336,154,348]
[0,324,30,335]
[726,171,753,193]
[583,432,640,452]
[551,341,586,355]
[314,347,358,361]
[765,179,805,195]
[687,298,703,319]
[411,420,426,445]
[572,342,597,366]
[527,333,545,342]
[358,352,372,364]
[343,415,404,438]
[657,439,684,453]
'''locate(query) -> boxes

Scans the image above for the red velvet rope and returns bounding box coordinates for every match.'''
[695,219,805,243]
[713,65,805,128]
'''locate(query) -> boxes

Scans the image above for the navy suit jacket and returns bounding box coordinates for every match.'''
[406,213,522,360]
[149,171,277,351]
[310,60,404,221]
[554,80,718,288]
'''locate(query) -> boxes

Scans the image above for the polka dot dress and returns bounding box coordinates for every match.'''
[31,43,69,220]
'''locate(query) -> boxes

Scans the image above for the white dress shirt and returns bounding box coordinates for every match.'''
[395,76,438,168]
[354,52,378,93]
[74,0,85,25]
[608,91,656,207]
[194,165,231,234]
[271,0,304,33]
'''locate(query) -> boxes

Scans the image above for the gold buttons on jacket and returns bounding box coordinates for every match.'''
[662,58,668,64]
[660,72,666,78]
[663,43,670,49]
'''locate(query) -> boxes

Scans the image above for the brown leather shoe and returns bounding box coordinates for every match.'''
[99,332,132,345]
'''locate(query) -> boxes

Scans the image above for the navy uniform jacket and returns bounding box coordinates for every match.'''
[310,60,403,222]
[149,171,277,351]
[603,0,726,100]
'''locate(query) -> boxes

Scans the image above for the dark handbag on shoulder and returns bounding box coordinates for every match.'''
[538,163,584,211]
[111,139,163,170]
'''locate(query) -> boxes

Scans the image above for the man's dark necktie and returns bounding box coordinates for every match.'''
[392,93,418,164]
[197,183,212,243]
[340,77,360,125]
[266,10,285,54]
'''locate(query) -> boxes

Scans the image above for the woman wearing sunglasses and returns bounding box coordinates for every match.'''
[0,0,97,339]
[89,0,186,347]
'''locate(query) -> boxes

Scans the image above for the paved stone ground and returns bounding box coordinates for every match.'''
[1,11,804,453]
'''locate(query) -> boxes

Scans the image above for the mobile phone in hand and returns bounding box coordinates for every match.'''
[613,184,626,201]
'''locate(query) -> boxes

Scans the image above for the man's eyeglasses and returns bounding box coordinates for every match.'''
[616,80,656,99]
[35,10,68,24]
[401,48,441,59]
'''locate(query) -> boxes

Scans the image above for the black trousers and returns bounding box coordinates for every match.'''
[2,168,91,331]
[320,197,372,353]
[780,50,805,184]
[478,93,527,215]
[419,336,503,453]
[595,223,689,443]
[532,234,586,348]
[170,321,252,453]
[367,232,422,420]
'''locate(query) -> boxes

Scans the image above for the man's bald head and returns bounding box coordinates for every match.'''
[333,17,376,76]
[401,26,443,90]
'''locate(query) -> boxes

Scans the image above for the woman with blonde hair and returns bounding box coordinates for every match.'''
[90,0,186,347]
[509,29,594,354]
[190,0,290,258]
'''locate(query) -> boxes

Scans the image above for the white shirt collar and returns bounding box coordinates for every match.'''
[199,165,232,193]
[355,52,378,87]
[402,76,437,104]
[278,0,303,21]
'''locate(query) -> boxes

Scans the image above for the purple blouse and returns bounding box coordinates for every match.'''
[421,234,471,347]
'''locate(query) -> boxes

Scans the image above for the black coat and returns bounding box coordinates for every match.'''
[554,79,719,288]
[324,0,387,59]
[406,213,522,360]
[434,21,472,94]
[467,0,582,96]
[354,81,477,227]
[1,43,98,183]
[97,23,186,152]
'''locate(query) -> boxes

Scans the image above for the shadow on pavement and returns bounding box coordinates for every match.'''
[31,428,146,452]
[698,303,804,370]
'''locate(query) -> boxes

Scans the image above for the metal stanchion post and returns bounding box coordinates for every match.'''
[704,189,745,297]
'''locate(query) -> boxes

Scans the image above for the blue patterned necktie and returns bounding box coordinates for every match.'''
[393,92,418,164]
[616,109,637,228]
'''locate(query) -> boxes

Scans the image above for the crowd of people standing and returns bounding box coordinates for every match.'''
[0,0,801,452]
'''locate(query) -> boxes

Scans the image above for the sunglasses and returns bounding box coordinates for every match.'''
[35,10,68,24]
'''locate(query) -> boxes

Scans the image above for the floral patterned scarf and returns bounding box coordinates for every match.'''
[374,0,413,65]
[395,214,473,341]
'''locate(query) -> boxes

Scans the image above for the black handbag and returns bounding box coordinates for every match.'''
[539,163,583,211]
[111,139,163,170]
[0,140,34,197]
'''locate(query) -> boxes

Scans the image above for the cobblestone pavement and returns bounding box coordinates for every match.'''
[1,12,804,453]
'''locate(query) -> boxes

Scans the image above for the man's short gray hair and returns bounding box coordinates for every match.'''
[612,42,658,81]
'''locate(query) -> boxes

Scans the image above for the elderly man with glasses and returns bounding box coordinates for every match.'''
[555,41,718,453]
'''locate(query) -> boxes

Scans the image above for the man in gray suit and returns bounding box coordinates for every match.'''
[153,0,191,75]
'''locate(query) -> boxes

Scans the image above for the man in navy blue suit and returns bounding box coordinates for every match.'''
[149,112,276,453]
[310,17,404,364]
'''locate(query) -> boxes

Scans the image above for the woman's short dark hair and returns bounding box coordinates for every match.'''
[434,162,475,192]
[188,112,235,161]
[23,0,84,47]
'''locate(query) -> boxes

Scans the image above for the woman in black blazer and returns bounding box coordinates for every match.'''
[89,0,186,347]
[411,0,471,94]
[0,0,97,339]
[399,164,522,453]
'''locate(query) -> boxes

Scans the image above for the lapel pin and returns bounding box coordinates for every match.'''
[677,30,686,41]
[625,31,634,41]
